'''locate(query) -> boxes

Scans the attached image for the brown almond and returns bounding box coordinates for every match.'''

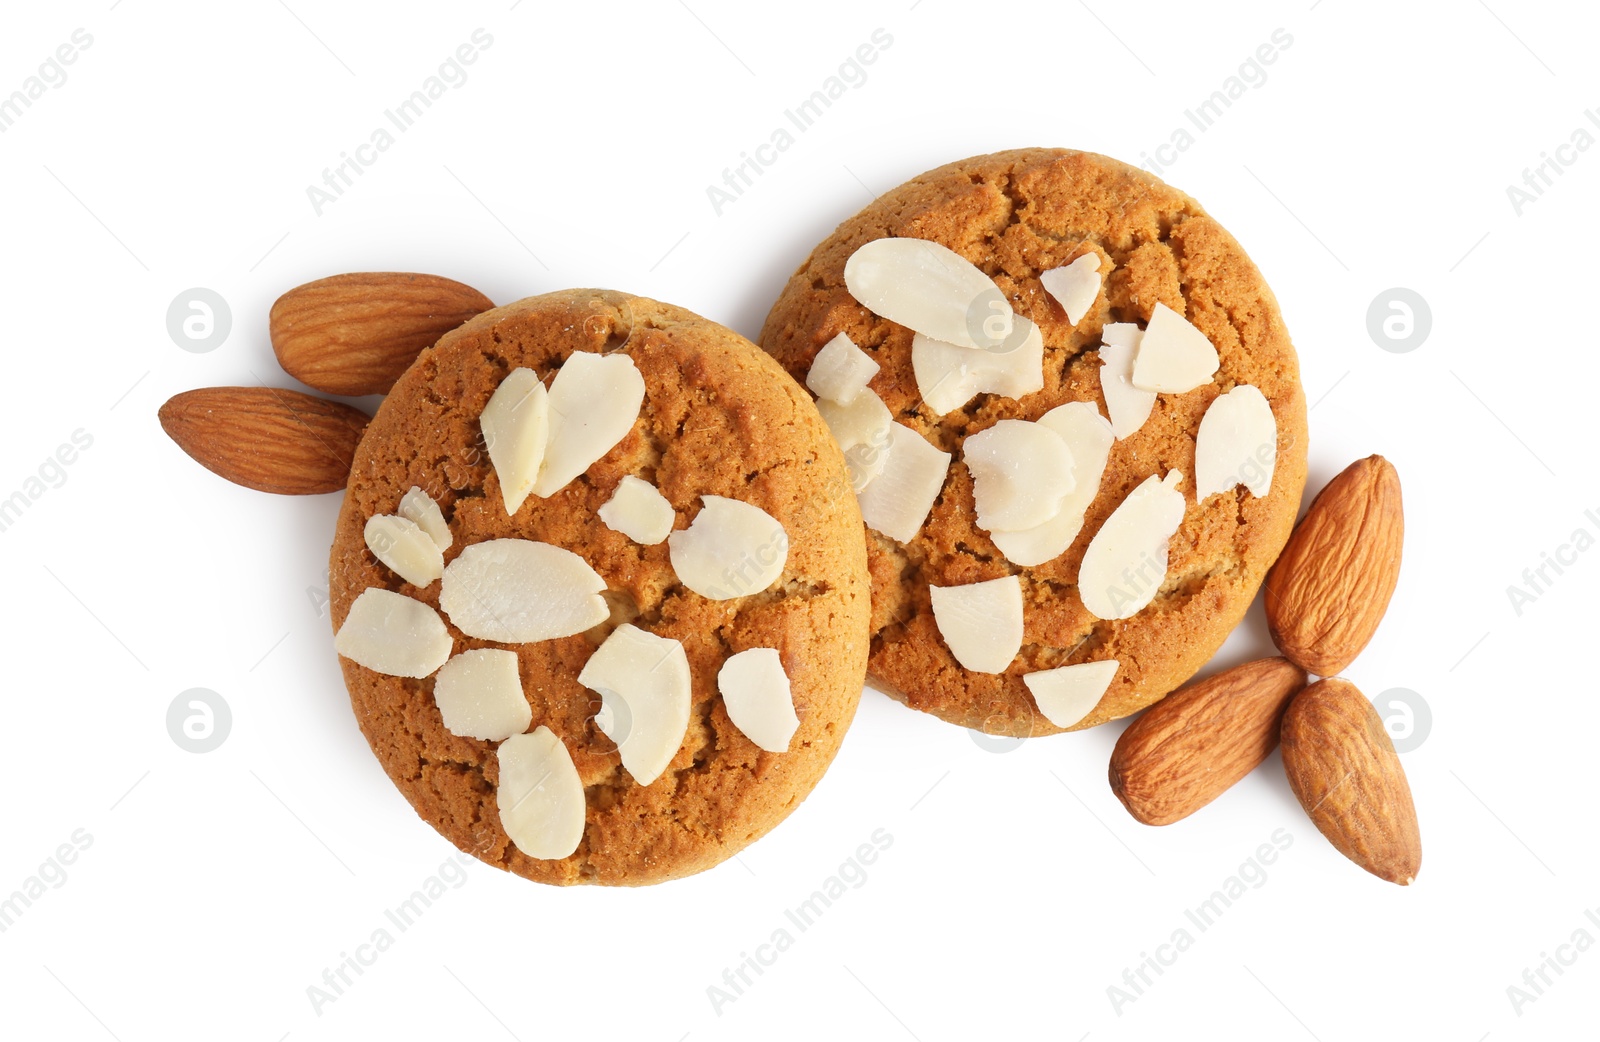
[1265,455,1403,676]
[269,272,493,396]
[1109,657,1307,825]
[1281,677,1422,885]
[158,386,369,495]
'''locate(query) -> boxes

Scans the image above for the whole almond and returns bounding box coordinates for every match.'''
[1265,455,1403,676]
[159,386,369,495]
[270,272,493,396]
[1109,657,1307,825]
[1281,677,1421,885]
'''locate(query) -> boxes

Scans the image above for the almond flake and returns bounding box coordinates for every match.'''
[929,575,1023,674]
[433,648,531,741]
[843,237,1013,349]
[1040,253,1103,326]
[598,475,675,545]
[1195,384,1277,499]
[1023,659,1118,728]
[531,352,645,497]
[991,403,1114,567]
[364,514,444,587]
[817,389,893,492]
[668,496,788,600]
[1078,471,1186,620]
[579,624,691,786]
[497,726,585,860]
[439,539,609,642]
[910,319,1044,415]
[1130,303,1219,394]
[718,648,799,753]
[857,422,951,543]
[398,486,452,551]
[806,332,880,405]
[480,367,549,515]
[963,419,1075,533]
[1098,324,1157,439]
[334,588,454,679]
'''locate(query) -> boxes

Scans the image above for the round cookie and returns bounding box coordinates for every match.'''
[759,148,1308,736]
[330,289,870,886]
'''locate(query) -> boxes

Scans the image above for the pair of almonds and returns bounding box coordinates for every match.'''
[159,273,494,495]
[1109,455,1418,884]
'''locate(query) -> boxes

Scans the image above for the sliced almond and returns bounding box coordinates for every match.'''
[1195,384,1277,499]
[1040,253,1103,326]
[910,319,1044,415]
[857,422,951,543]
[398,486,452,551]
[433,648,531,741]
[843,237,1012,349]
[962,419,1075,533]
[668,496,788,600]
[929,575,1023,674]
[817,389,893,492]
[439,539,609,642]
[1097,325,1157,439]
[806,332,880,405]
[334,588,454,678]
[1130,303,1219,394]
[497,726,586,860]
[480,367,550,515]
[1023,659,1118,728]
[991,403,1114,567]
[531,352,645,497]
[1078,471,1186,620]
[598,475,675,545]
[579,623,692,786]
[363,514,445,587]
[718,648,799,753]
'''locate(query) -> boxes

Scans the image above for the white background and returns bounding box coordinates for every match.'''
[1,0,1594,1038]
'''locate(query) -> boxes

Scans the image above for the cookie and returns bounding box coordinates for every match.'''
[330,289,870,886]
[759,148,1308,735]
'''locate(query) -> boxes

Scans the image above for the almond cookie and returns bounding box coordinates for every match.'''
[330,289,869,885]
[759,148,1308,736]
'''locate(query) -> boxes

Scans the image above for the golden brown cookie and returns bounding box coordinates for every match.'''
[758,148,1308,735]
[330,289,870,886]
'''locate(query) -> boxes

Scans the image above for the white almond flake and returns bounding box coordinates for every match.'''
[1131,302,1220,394]
[433,649,531,741]
[1098,324,1157,439]
[363,514,444,587]
[579,624,691,786]
[531,352,646,497]
[1077,471,1186,620]
[962,419,1075,533]
[334,588,453,679]
[668,496,788,600]
[497,727,585,860]
[598,475,675,545]
[480,367,549,515]
[1040,253,1103,326]
[929,575,1024,674]
[718,648,799,753]
[991,403,1115,567]
[806,332,880,405]
[817,389,893,492]
[910,318,1044,415]
[843,237,1013,349]
[857,423,951,543]
[398,486,452,551]
[1024,660,1119,728]
[439,539,609,642]
[1195,384,1277,499]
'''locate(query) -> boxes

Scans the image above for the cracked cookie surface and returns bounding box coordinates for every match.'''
[330,289,870,885]
[758,149,1308,735]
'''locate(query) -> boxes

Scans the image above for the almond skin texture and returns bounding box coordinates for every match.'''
[270,272,493,396]
[1265,455,1403,676]
[159,386,369,495]
[1109,657,1306,825]
[1281,677,1421,885]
